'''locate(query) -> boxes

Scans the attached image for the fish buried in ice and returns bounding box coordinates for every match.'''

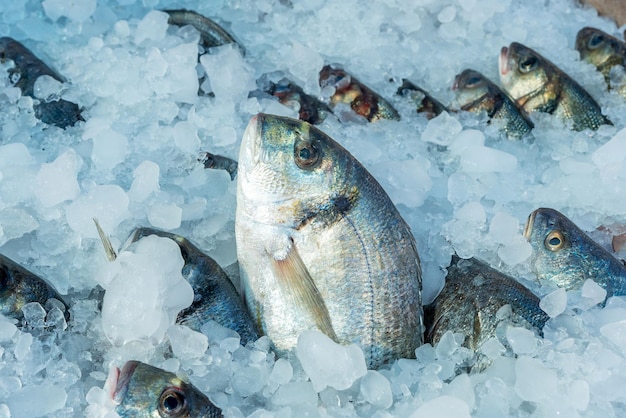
[199,152,238,180]
[0,37,83,129]
[425,256,548,370]
[319,65,400,122]
[396,79,447,120]
[499,41,611,131]
[575,27,626,95]
[108,361,222,417]
[0,254,69,323]
[126,228,259,345]
[235,113,423,369]
[524,207,626,298]
[265,77,332,125]
[452,69,533,138]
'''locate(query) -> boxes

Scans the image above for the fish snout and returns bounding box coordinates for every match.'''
[523,210,536,241]
[499,46,510,76]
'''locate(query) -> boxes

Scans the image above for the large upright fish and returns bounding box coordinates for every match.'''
[499,42,611,131]
[524,207,626,297]
[235,113,423,369]
[575,27,626,96]
[108,360,222,417]
[0,37,83,129]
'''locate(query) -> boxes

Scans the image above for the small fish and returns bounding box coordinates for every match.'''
[126,228,259,345]
[319,65,401,122]
[235,113,422,369]
[265,77,332,125]
[108,360,222,417]
[426,256,548,369]
[0,254,69,322]
[396,79,447,120]
[523,208,626,297]
[452,69,534,138]
[163,9,244,55]
[575,27,626,96]
[499,42,611,131]
[198,152,238,180]
[0,37,83,129]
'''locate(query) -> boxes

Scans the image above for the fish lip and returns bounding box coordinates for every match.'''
[499,46,510,76]
[241,113,262,169]
[523,210,536,241]
[110,360,139,405]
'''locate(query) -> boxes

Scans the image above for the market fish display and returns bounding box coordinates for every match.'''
[0,37,83,129]
[426,256,548,370]
[264,77,332,124]
[108,360,222,417]
[452,68,534,138]
[0,254,69,323]
[235,113,423,369]
[524,208,626,297]
[575,27,626,95]
[126,228,259,345]
[319,65,401,122]
[499,41,611,131]
[396,79,447,120]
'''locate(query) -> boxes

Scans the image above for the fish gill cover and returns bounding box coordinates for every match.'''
[0,0,624,416]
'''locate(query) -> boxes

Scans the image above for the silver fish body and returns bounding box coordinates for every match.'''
[127,228,259,345]
[524,208,626,297]
[109,361,222,417]
[235,113,423,369]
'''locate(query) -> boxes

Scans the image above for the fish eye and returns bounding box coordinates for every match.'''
[466,75,482,87]
[588,33,604,49]
[294,139,322,170]
[519,55,538,73]
[158,388,187,416]
[544,230,565,251]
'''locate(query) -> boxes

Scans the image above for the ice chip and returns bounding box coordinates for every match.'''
[410,395,471,418]
[422,112,463,146]
[128,160,160,203]
[42,0,96,22]
[269,358,293,385]
[33,75,62,99]
[514,356,557,402]
[66,185,130,239]
[5,384,67,417]
[148,203,183,229]
[581,279,607,305]
[167,325,209,360]
[35,149,82,207]
[360,370,393,409]
[134,10,170,44]
[506,327,537,355]
[540,288,567,318]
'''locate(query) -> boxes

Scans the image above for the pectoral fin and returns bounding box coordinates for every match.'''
[272,240,338,343]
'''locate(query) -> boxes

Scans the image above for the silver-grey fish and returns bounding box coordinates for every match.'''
[235,113,423,369]
[452,68,533,138]
[319,65,401,122]
[425,255,548,370]
[397,79,447,120]
[126,228,259,345]
[0,254,69,323]
[575,27,626,97]
[0,37,83,129]
[198,152,238,180]
[108,360,222,418]
[499,41,611,131]
[523,207,626,297]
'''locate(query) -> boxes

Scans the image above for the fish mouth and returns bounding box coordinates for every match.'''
[523,210,536,241]
[107,360,139,405]
[499,46,510,76]
[241,113,262,170]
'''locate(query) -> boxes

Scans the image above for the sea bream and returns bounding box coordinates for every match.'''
[524,207,626,298]
[107,360,222,417]
[499,42,611,131]
[235,113,423,369]
[0,37,83,129]
[575,27,626,96]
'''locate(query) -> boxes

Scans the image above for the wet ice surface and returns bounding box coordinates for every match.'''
[0,0,626,416]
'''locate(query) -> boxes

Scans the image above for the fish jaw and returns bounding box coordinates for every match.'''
[523,210,536,241]
[499,46,510,77]
[109,361,139,405]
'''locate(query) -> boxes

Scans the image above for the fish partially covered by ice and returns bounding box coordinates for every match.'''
[499,42,612,131]
[199,151,238,180]
[452,68,534,138]
[0,253,69,323]
[107,360,222,417]
[396,79,448,120]
[425,255,549,371]
[524,208,626,297]
[235,113,422,369]
[263,77,332,125]
[319,65,400,122]
[0,37,83,129]
[575,27,626,95]
[126,228,259,345]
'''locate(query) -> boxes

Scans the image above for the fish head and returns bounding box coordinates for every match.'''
[108,361,215,418]
[452,69,490,107]
[499,42,551,103]
[238,113,356,228]
[575,27,625,75]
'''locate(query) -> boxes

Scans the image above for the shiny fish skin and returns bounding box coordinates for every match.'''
[396,79,447,120]
[426,256,548,351]
[319,65,401,122]
[265,77,332,125]
[235,113,423,369]
[199,152,238,180]
[575,27,626,96]
[110,361,222,418]
[499,42,611,131]
[453,69,533,138]
[524,208,626,297]
[0,37,83,129]
[127,228,259,345]
[0,254,69,322]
